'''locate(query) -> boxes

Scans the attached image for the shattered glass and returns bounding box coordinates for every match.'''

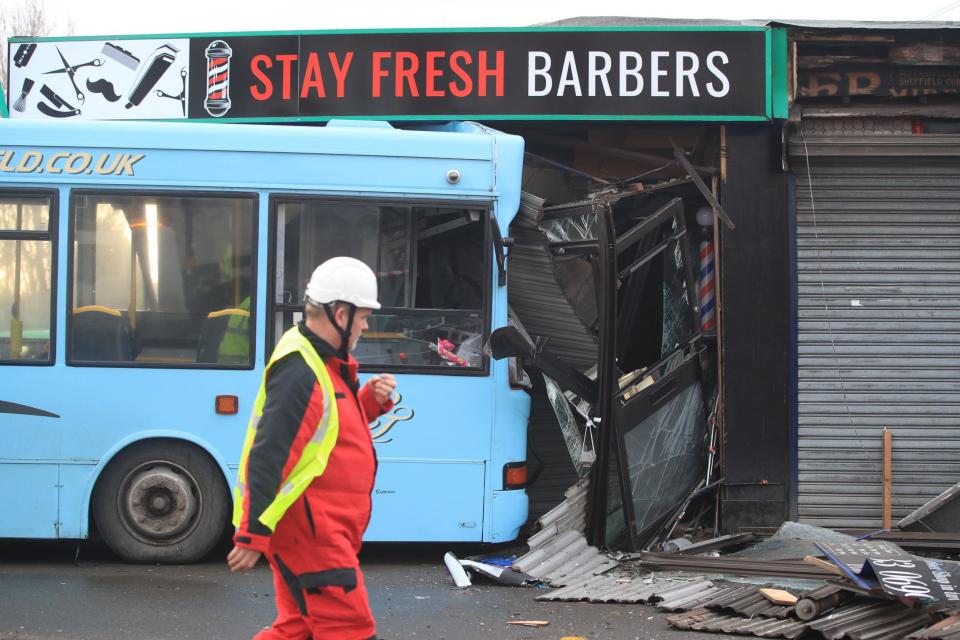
[540,208,598,243]
[622,379,708,546]
[661,236,695,355]
[542,373,590,478]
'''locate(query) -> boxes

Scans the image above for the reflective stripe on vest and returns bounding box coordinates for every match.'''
[232,326,340,532]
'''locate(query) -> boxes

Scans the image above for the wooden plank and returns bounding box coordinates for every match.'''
[803,555,845,577]
[759,588,799,605]
[883,428,893,529]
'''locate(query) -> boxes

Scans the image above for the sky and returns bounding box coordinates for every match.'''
[4,0,960,38]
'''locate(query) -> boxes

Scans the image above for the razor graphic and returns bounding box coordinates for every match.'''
[14,43,36,68]
[37,84,81,118]
[45,47,102,103]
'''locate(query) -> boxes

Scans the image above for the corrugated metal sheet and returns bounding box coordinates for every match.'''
[908,614,960,640]
[538,574,715,604]
[664,588,941,640]
[666,607,810,638]
[513,480,619,587]
[508,220,598,372]
[790,134,960,528]
[525,383,582,523]
[808,602,935,640]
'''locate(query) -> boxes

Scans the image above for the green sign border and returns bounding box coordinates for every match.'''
[6,26,788,122]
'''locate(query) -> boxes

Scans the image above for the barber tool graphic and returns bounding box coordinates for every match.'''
[156,67,188,116]
[101,42,140,70]
[45,47,103,103]
[125,44,178,109]
[86,78,121,102]
[37,84,81,118]
[14,43,36,68]
[204,40,233,117]
[13,78,35,113]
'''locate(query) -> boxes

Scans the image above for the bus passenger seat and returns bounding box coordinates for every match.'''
[72,305,135,362]
[197,307,250,364]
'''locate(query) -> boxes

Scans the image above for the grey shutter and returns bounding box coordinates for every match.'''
[790,134,960,528]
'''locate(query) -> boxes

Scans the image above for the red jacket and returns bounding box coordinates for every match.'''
[234,323,391,566]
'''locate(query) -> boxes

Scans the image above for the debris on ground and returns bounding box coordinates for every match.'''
[443,551,529,588]
[443,551,472,588]
[479,479,960,640]
[506,620,550,627]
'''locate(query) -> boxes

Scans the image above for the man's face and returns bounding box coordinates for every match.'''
[335,306,373,351]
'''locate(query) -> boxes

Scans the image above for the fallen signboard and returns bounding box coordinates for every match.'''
[817,541,960,604]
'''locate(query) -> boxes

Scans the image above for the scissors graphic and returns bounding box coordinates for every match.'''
[45,47,102,103]
[156,67,188,116]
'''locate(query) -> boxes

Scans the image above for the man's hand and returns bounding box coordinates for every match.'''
[227,545,262,573]
[369,374,397,407]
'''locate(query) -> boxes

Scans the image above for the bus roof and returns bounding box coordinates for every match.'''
[0,119,524,221]
[0,118,512,160]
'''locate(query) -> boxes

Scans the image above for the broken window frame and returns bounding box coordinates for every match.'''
[612,345,709,550]
[585,198,707,551]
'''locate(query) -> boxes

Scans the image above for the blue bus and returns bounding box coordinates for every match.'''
[0,118,530,562]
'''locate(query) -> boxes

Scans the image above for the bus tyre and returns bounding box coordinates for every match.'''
[93,440,229,564]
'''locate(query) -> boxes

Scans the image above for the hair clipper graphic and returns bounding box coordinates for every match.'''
[125,44,179,109]
[204,41,232,117]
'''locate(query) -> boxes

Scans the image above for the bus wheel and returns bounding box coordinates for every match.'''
[92,440,229,564]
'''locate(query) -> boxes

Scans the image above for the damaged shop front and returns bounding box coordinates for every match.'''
[477,24,794,549]
[492,132,736,551]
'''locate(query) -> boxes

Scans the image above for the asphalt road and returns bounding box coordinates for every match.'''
[0,540,718,640]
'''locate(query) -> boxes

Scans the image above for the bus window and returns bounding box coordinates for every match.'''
[69,192,256,367]
[273,201,487,371]
[0,193,54,363]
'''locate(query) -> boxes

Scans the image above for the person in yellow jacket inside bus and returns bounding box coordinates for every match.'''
[227,256,396,640]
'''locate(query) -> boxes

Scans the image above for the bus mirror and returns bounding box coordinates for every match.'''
[487,326,533,361]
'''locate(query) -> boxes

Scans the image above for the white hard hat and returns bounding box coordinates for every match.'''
[304,257,381,310]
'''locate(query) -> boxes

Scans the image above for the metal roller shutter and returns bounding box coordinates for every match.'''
[790,134,960,528]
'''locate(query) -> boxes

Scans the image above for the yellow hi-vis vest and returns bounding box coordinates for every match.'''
[232,326,340,532]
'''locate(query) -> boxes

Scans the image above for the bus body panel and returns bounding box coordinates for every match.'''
[0,119,529,549]
[61,428,237,540]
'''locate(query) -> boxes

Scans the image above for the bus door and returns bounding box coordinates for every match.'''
[0,191,59,537]
[271,199,494,541]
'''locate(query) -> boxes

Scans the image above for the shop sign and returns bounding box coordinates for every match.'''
[799,64,960,98]
[6,28,774,122]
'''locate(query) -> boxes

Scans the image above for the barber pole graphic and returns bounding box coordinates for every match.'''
[204,40,232,117]
[699,238,716,332]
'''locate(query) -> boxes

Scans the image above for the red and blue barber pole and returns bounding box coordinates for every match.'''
[695,206,716,333]
[699,239,716,332]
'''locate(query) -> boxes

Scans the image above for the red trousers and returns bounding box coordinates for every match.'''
[254,552,376,640]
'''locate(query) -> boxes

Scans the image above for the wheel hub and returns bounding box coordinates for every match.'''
[123,464,199,540]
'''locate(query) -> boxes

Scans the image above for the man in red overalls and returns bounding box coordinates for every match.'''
[228,257,396,640]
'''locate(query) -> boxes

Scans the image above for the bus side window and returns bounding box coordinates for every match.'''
[272,200,487,371]
[69,192,256,367]
[0,193,54,363]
